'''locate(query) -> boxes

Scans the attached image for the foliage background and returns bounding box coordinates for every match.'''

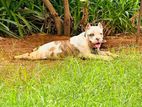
[0,0,139,37]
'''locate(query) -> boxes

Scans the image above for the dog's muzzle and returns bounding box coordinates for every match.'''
[89,41,101,49]
[89,40,106,49]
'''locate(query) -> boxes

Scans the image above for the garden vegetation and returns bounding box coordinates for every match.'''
[0,0,139,37]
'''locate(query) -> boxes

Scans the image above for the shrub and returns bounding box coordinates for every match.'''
[0,0,140,37]
[89,0,139,35]
[0,0,48,37]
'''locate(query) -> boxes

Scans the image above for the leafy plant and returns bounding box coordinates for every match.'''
[89,0,139,35]
[0,0,140,37]
[0,0,49,37]
[51,0,139,35]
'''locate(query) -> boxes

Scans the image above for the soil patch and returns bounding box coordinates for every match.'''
[0,33,142,60]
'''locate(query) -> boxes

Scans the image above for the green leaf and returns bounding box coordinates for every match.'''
[17,13,32,31]
[0,22,17,38]
[11,11,24,37]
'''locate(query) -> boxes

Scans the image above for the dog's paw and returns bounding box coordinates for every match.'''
[110,53,119,58]
[106,52,118,58]
[101,56,113,61]
[98,51,118,58]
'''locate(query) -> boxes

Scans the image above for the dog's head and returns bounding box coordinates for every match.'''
[84,23,104,49]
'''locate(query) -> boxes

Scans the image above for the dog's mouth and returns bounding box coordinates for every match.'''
[93,42,101,49]
[89,41,102,49]
[89,40,106,49]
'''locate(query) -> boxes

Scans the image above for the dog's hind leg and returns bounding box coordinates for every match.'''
[14,50,45,60]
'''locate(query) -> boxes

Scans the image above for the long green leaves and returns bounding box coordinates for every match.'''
[0,0,140,37]
[89,0,139,35]
[51,0,139,35]
[0,22,17,38]
[0,0,47,37]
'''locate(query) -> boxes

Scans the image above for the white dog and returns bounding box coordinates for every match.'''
[14,23,117,60]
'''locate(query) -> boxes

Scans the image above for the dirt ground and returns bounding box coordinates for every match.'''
[0,33,142,61]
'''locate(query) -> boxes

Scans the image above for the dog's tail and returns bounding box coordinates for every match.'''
[14,51,41,60]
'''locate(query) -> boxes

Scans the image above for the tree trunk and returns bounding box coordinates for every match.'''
[63,0,71,36]
[42,0,62,35]
[136,0,142,43]
[80,0,89,31]
[80,5,89,31]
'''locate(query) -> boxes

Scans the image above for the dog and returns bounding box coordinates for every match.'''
[14,23,117,60]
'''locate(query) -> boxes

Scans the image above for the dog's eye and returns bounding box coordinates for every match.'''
[89,34,94,36]
[100,33,103,35]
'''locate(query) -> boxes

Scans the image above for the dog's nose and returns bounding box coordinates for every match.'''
[96,38,100,41]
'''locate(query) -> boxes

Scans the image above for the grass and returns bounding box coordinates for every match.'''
[0,47,142,107]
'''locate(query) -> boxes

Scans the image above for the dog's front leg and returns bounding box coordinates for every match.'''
[82,53,113,60]
[98,51,118,58]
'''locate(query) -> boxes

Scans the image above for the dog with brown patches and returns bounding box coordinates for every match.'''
[14,23,117,60]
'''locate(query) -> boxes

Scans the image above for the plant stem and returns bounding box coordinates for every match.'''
[136,0,142,43]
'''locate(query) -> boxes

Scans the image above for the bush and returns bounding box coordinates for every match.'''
[89,0,139,35]
[0,0,140,37]
[0,0,49,37]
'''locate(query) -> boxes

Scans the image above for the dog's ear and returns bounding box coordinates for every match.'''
[98,22,103,29]
[85,23,91,30]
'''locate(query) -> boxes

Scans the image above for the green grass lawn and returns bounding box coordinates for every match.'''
[0,47,142,107]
